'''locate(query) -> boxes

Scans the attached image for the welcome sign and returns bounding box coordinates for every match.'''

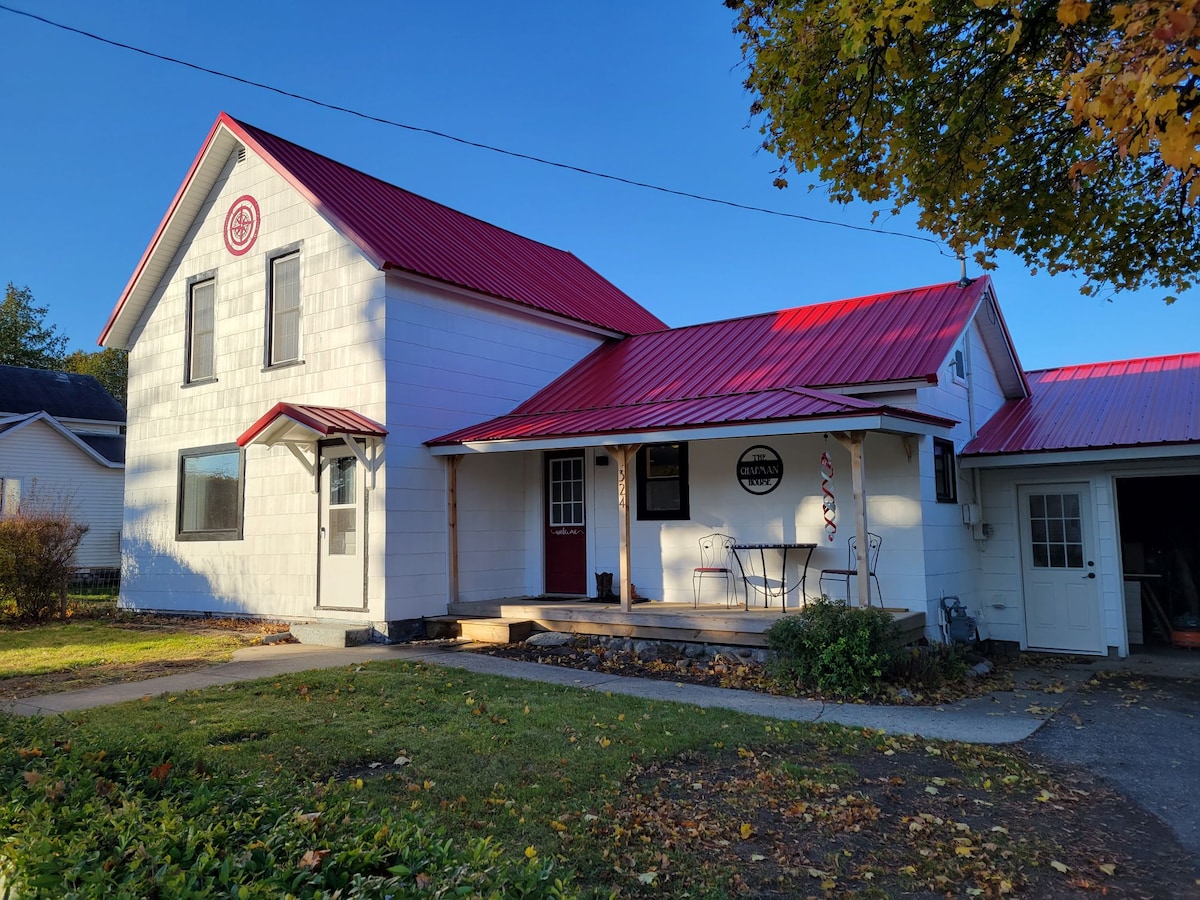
[737,445,783,495]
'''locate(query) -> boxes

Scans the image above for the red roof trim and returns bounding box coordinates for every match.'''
[237,402,387,447]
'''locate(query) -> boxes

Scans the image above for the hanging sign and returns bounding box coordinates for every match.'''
[737,445,784,495]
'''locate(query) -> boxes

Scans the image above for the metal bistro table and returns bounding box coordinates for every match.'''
[731,542,818,610]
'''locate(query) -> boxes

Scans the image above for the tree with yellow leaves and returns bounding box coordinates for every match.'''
[726,0,1200,300]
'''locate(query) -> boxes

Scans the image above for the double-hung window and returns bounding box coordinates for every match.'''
[177,445,244,540]
[636,443,690,520]
[186,277,216,383]
[267,251,301,366]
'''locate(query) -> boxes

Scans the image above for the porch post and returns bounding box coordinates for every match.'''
[605,444,638,613]
[834,431,871,607]
[446,455,462,605]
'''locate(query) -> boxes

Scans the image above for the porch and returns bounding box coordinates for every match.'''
[437,597,926,649]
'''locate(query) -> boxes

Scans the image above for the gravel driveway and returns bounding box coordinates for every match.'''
[1022,658,1200,869]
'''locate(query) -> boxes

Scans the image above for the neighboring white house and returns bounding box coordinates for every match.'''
[0,365,126,569]
[101,113,1200,656]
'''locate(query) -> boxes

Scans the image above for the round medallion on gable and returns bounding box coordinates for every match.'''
[223,195,261,256]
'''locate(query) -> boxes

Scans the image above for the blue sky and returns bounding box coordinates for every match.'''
[2,1,1196,371]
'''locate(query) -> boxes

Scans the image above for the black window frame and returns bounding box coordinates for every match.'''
[933,437,958,504]
[176,443,245,541]
[265,243,303,369]
[636,442,690,521]
[184,272,217,385]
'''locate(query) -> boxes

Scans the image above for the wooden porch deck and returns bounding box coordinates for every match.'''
[440,598,926,648]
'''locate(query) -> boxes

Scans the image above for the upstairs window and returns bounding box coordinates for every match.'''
[636,443,690,520]
[933,438,958,503]
[268,251,301,366]
[950,348,966,383]
[186,277,216,383]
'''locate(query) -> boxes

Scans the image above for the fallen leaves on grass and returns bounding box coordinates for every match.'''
[579,731,1195,896]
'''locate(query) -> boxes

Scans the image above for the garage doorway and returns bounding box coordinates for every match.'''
[1116,474,1200,649]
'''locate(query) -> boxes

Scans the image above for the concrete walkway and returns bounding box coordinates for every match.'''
[1,641,1099,744]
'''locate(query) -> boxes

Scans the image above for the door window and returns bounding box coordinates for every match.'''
[327,456,356,556]
[1028,492,1084,569]
[548,456,584,527]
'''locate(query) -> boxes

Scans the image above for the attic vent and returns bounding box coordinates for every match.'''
[236,146,247,164]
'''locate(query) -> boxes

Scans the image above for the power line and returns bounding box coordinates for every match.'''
[0,2,950,253]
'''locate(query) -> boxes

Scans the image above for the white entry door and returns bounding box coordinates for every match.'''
[318,444,366,609]
[1019,483,1103,653]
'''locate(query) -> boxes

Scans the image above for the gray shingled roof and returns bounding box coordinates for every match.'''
[0,365,125,422]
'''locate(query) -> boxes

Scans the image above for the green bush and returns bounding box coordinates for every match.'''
[0,716,571,899]
[766,597,901,699]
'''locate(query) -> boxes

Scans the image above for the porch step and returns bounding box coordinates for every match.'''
[458,618,534,644]
[423,615,463,640]
[290,623,372,647]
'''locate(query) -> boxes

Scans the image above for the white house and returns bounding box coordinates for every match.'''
[0,365,126,570]
[101,113,1200,656]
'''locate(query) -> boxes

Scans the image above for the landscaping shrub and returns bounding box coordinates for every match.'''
[766,597,901,699]
[0,499,88,622]
[888,642,970,692]
[0,716,571,899]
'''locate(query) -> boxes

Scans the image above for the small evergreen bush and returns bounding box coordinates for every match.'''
[766,597,901,699]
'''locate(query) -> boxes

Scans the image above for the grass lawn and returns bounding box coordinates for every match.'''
[3,658,1196,898]
[0,620,256,700]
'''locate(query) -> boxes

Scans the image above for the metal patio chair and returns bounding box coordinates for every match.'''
[693,533,738,607]
[819,532,883,607]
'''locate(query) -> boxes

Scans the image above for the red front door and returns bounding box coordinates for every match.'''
[544,451,587,595]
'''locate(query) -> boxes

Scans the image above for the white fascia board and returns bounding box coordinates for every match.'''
[428,413,953,456]
[105,128,241,350]
[973,286,1029,399]
[386,269,626,340]
[960,443,1200,469]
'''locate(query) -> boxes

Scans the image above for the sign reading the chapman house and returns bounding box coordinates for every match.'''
[737,445,784,495]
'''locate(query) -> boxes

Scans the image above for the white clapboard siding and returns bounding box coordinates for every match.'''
[382,276,608,612]
[119,145,388,621]
[117,139,609,626]
[0,418,123,568]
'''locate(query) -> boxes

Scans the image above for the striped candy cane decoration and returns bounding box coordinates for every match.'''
[820,451,837,542]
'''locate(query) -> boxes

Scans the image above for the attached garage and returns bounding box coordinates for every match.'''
[962,356,1200,658]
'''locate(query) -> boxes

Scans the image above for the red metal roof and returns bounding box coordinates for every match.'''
[102,114,665,345]
[233,116,665,336]
[963,353,1200,456]
[430,385,954,445]
[238,402,387,447]
[429,279,986,445]
[521,278,990,409]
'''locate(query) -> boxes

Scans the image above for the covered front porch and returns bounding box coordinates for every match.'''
[437,596,928,648]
